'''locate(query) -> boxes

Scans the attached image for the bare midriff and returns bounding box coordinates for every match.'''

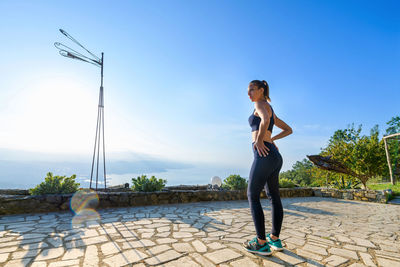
[252,130,273,144]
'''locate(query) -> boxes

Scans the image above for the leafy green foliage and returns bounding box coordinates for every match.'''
[279,159,313,186]
[385,116,400,135]
[279,178,296,188]
[282,116,399,189]
[222,174,247,190]
[329,176,361,189]
[318,123,386,188]
[29,172,80,195]
[367,183,400,196]
[131,175,166,192]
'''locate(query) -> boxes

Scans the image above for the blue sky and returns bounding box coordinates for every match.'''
[0,0,399,187]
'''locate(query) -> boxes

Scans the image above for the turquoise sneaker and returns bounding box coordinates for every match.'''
[266,234,283,251]
[243,237,272,256]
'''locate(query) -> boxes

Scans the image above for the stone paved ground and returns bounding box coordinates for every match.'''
[0,197,399,267]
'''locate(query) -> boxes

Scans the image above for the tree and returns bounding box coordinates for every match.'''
[280,159,313,186]
[384,116,400,180]
[320,124,386,189]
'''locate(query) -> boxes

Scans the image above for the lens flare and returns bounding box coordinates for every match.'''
[70,189,100,227]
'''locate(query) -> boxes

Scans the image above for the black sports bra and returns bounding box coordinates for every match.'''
[248,104,274,132]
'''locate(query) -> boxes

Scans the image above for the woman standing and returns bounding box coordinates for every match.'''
[243,80,293,255]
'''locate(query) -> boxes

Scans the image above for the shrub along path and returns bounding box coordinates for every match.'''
[0,197,399,267]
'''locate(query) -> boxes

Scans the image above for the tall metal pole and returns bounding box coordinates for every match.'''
[101,53,107,190]
[55,30,107,191]
[91,52,106,191]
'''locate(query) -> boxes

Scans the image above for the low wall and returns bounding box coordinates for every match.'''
[312,188,388,203]
[0,188,314,215]
[0,187,388,216]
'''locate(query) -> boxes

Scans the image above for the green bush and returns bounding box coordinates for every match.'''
[29,172,80,195]
[222,174,247,190]
[131,175,166,192]
[329,176,361,189]
[279,178,296,188]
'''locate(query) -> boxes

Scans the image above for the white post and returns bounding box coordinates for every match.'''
[384,138,394,185]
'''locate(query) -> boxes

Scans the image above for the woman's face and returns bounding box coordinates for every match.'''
[247,83,263,102]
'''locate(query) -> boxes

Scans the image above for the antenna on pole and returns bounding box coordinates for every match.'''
[54,29,107,191]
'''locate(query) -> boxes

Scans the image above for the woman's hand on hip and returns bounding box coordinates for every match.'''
[254,140,269,157]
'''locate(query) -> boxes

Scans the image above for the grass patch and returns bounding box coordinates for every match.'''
[367,183,400,196]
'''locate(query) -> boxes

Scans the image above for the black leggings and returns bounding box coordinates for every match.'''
[248,141,283,240]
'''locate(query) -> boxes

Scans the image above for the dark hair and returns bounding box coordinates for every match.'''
[250,80,271,102]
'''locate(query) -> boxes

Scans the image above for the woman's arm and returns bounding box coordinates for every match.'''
[272,114,293,141]
[254,101,271,156]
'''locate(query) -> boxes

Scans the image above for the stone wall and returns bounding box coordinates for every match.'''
[0,188,314,215]
[0,187,389,216]
[312,188,388,203]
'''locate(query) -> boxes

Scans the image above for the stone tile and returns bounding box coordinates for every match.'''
[65,235,108,248]
[274,251,306,265]
[172,231,193,238]
[141,232,154,238]
[180,227,199,232]
[101,242,122,256]
[157,226,170,232]
[48,259,80,267]
[0,237,17,244]
[374,249,400,260]
[46,237,63,248]
[172,242,195,252]
[192,240,207,253]
[231,258,259,267]
[208,231,226,237]
[347,264,367,267]
[146,244,171,255]
[17,234,47,240]
[335,234,354,243]
[302,244,328,255]
[163,256,199,267]
[207,242,226,250]
[12,249,41,260]
[204,248,241,264]
[0,246,19,253]
[262,257,287,267]
[83,245,98,267]
[64,229,99,241]
[103,249,148,266]
[156,238,177,244]
[307,235,335,245]
[62,248,85,260]
[4,258,33,267]
[323,255,349,267]
[328,247,359,260]
[359,252,376,267]
[155,232,170,238]
[379,243,400,253]
[191,252,215,267]
[121,239,155,249]
[35,247,64,261]
[283,237,306,246]
[376,257,400,267]
[144,250,182,265]
[285,242,297,250]
[343,244,368,252]
[31,262,47,267]
[21,242,49,250]
[0,252,9,263]
[350,237,376,248]
[296,248,324,261]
